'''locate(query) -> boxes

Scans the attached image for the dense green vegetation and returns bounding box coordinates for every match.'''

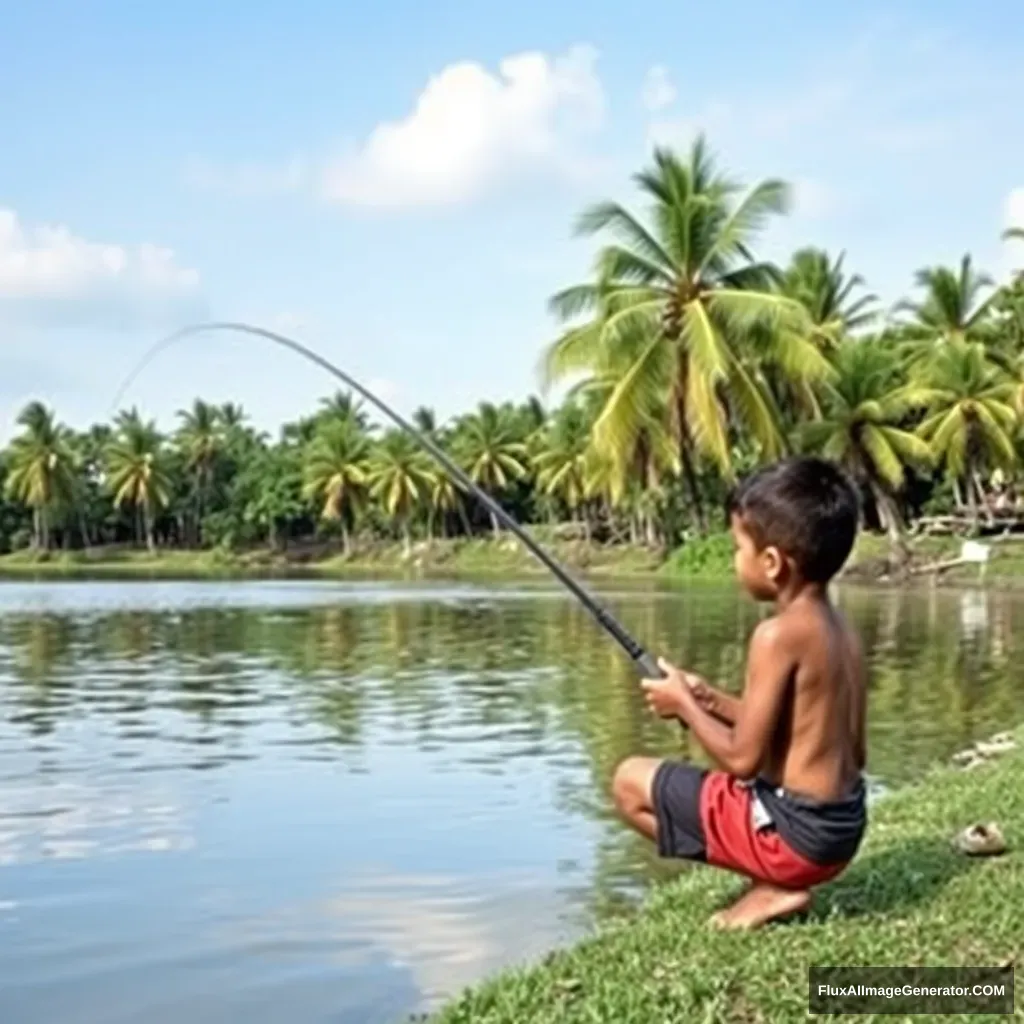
[4,139,1024,563]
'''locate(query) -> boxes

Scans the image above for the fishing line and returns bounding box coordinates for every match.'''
[111,321,665,679]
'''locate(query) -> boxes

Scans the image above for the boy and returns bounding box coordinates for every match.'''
[612,456,867,930]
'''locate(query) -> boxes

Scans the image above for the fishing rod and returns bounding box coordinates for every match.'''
[111,321,665,680]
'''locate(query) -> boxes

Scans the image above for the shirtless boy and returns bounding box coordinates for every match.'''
[612,456,867,930]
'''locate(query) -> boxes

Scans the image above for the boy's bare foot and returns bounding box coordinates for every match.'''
[709,884,812,930]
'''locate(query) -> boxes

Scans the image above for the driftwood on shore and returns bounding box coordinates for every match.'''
[914,511,1024,537]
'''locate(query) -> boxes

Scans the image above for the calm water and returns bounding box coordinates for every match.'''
[0,578,1021,1023]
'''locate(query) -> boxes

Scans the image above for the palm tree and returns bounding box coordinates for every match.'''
[534,403,593,537]
[452,403,529,536]
[428,467,467,539]
[543,138,828,531]
[412,406,437,436]
[319,391,369,431]
[1004,227,1024,244]
[105,412,173,552]
[800,340,932,545]
[368,431,435,555]
[897,255,997,358]
[301,420,371,555]
[176,399,222,546]
[907,342,1018,523]
[3,402,77,550]
[218,403,247,429]
[776,248,878,347]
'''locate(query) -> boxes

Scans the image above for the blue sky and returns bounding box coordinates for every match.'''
[2,0,1023,442]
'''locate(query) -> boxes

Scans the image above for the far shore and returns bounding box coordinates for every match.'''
[0,531,1020,588]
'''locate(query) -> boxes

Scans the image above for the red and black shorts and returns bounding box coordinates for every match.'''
[651,762,853,890]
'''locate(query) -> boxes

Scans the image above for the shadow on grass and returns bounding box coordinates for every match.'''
[812,837,974,921]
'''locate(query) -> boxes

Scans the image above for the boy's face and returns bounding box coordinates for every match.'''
[730,513,783,600]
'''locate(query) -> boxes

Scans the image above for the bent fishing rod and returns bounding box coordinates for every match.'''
[111,321,665,680]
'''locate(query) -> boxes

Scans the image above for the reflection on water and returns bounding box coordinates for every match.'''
[0,580,1022,1023]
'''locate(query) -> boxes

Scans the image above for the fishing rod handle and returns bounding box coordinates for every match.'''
[633,651,666,679]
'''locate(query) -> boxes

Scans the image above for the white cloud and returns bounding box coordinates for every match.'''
[641,66,676,112]
[320,45,604,208]
[184,156,307,197]
[0,208,203,329]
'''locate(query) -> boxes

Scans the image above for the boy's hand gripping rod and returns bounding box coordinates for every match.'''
[111,322,666,680]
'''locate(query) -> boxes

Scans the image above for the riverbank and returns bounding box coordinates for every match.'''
[0,536,664,580]
[431,733,1022,1023]
[2,531,1024,585]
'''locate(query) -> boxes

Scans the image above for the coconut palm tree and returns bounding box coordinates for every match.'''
[3,402,77,550]
[105,412,173,552]
[412,406,437,436]
[534,403,594,536]
[319,391,369,431]
[776,248,878,347]
[427,466,467,539]
[218,403,247,430]
[543,138,828,532]
[907,342,1018,523]
[367,431,435,555]
[452,402,529,536]
[897,255,997,361]
[799,340,932,544]
[176,399,223,546]
[301,420,371,554]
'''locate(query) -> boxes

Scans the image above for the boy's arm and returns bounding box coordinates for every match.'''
[686,676,741,725]
[645,621,795,778]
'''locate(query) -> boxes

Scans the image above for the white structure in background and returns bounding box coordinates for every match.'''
[960,540,990,564]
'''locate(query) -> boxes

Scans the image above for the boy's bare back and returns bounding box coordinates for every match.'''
[758,592,865,803]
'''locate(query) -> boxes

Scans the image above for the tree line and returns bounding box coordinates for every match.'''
[3,137,1024,559]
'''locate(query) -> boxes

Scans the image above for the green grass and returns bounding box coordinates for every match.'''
[0,537,665,581]
[6,531,1024,588]
[661,531,735,579]
[432,738,1024,1023]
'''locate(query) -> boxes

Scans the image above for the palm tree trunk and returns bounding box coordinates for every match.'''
[145,501,155,553]
[402,521,412,558]
[677,432,707,534]
[973,470,994,525]
[457,503,472,538]
[79,509,91,552]
[341,521,351,558]
[490,510,500,538]
[965,471,979,529]
[32,507,41,550]
[952,477,964,510]
[872,484,909,561]
[41,507,50,551]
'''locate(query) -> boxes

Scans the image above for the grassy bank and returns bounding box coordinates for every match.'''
[432,736,1023,1023]
[3,531,1024,586]
[0,536,665,581]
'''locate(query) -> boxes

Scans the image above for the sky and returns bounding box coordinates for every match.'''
[2,0,1023,443]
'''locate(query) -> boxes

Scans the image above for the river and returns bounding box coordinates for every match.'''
[0,579,1019,1023]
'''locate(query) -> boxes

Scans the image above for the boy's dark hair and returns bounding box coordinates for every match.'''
[726,456,860,583]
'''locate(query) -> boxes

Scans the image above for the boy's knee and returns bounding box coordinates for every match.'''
[612,757,650,812]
